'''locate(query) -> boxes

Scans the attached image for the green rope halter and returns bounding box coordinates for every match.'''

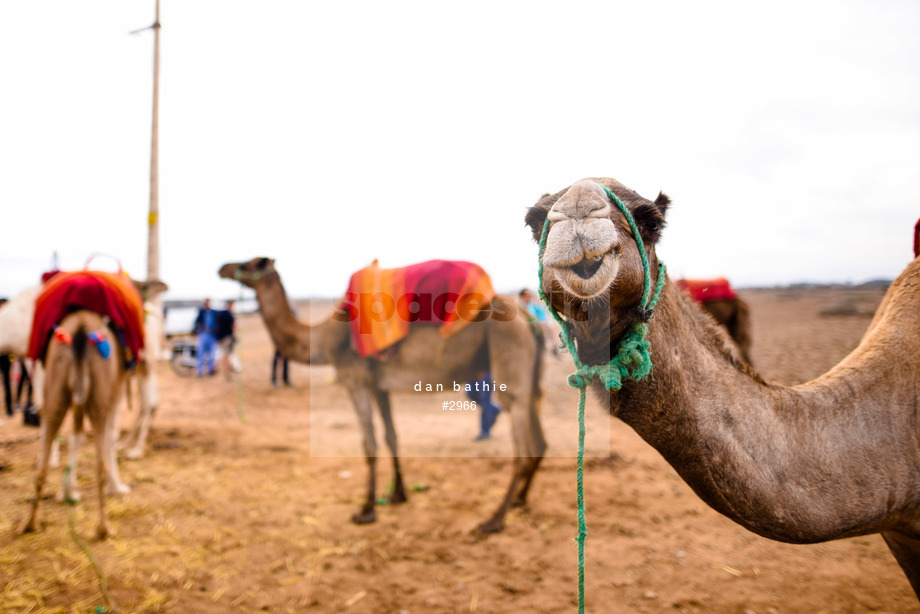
[536,184,666,614]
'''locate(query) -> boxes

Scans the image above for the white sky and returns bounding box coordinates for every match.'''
[2,1,918,301]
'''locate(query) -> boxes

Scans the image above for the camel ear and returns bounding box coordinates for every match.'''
[256,257,273,270]
[632,194,669,245]
[131,279,169,300]
[654,191,671,217]
[524,193,558,242]
[146,280,169,298]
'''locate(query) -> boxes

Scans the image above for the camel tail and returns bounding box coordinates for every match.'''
[70,326,90,406]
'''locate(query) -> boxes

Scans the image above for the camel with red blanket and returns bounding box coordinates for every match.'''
[220,257,546,533]
[23,270,153,539]
[674,277,753,364]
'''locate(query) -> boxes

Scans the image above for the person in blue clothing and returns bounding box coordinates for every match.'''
[468,372,501,441]
[192,298,218,377]
[520,288,559,357]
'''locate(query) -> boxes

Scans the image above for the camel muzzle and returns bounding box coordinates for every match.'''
[569,255,605,280]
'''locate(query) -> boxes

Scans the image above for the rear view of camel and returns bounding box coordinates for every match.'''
[526,177,920,596]
[22,271,155,538]
[23,310,130,539]
[220,257,546,532]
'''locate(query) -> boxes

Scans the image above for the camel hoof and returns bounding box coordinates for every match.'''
[476,518,504,534]
[388,491,408,505]
[106,482,131,496]
[22,520,38,534]
[125,448,143,460]
[96,525,110,540]
[58,490,81,504]
[352,510,377,525]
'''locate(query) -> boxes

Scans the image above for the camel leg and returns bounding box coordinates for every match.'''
[91,420,111,539]
[30,360,44,411]
[19,358,32,409]
[23,391,69,534]
[511,456,544,508]
[478,318,547,532]
[477,395,546,531]
[61,426,84,503]
[506,389,547,507]
[882,531,920,598]
[104,394,131,496]
[1,355,12,415]
[478,457,525,534]
[84,396,114,540]
[348,387,378,525]
[39,421,62,469]
[48,435,61,469]
[374,390,407,504]
[126,371,157,460]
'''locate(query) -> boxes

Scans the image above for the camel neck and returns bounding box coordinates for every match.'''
[599,281,915,543]
[252,273,314,363]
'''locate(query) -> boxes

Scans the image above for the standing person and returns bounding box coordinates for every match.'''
[192,298,217,377]
[215,300,237,380]
[468,372,501,441]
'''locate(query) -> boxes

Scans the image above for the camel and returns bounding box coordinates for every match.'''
[23,310,131,539]
[118,289,167,460]
[54,280,166,507]
[674,278,753,364]
[525,177,920,596]
[219,257,546,532]
[0,299,33,418]
[0,276,165,450]
[0,285,45,419]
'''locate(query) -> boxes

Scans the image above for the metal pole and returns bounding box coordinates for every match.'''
[146,0,161,287]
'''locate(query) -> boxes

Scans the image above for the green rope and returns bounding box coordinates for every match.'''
[63,465,116,613]
[536,184,666,614]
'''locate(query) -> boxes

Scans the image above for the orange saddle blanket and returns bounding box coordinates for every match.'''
[28,270,146,363]
[341,259,495,358]
[674,277,738,304]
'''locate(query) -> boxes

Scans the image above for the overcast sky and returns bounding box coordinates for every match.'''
[2,1,918,302]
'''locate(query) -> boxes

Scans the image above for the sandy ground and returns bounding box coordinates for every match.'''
[1,284,917,614]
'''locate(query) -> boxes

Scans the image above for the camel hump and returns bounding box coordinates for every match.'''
[675,278,738,303]
[913,218,919,258]
[344,259,496,357]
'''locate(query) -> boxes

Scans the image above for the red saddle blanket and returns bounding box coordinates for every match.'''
[341,259,495,357]
[675,277,738,303]
[28,270,146,363]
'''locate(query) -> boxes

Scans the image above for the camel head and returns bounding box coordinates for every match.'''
[131,279,169,302]
[218,257,277,289]
[525,178,670,320]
